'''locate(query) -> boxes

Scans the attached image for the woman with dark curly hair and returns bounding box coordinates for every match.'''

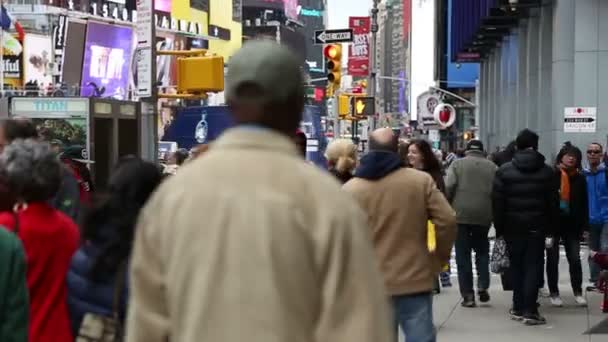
[0,139,80,342]
[406,139,452,290]
[67,158,162,339]
[406,139,446,195]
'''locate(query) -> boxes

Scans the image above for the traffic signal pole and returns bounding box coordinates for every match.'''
[369,0,380,130]
[136,0,158,163]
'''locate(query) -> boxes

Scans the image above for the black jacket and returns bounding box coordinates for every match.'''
[554,168,588,236]
[492,150,559,237]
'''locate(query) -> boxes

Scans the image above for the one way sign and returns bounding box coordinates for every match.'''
[314,29,354,45]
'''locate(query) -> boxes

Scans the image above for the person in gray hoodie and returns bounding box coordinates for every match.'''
[446,140,497,307]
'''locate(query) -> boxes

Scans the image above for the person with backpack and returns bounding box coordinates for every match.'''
[584,142,608,291]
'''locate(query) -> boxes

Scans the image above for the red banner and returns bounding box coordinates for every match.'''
[348,16,370,77]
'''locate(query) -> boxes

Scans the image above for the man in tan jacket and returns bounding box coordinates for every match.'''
[343,128,456,342]
[126,41,393,342]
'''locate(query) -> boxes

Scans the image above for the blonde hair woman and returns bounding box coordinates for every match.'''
[325,139,358,184]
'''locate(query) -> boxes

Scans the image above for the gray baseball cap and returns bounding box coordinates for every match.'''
[226,40,304,105]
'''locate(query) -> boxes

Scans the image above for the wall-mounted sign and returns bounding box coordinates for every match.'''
[3,55,21,79]
[297,6,323,17]
[12,97,89,117]
[232,0,242,22]
[208,25,231,41]
[433,103,456,129]
[564,107,596,133]
[156,12,204,36]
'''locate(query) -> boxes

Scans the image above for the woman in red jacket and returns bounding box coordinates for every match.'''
[0,139,79,342]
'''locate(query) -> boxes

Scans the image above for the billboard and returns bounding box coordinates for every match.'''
[446,0,478,88]
[23,34,53,87]
[80,22,133,99]
[348,17,370,77]
[298,0,325,75]
[62,20,87,93]
[243,0,298,19]
[155,0,171,12]
[410,0,436,121]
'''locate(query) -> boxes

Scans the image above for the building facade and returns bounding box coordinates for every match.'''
[377,0,410,122]
[453,0,608,158]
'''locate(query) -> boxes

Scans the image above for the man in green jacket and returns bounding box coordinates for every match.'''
[446,140,498,308]
[0,228,28,342]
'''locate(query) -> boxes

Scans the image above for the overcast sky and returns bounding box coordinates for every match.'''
[327,0,372,29]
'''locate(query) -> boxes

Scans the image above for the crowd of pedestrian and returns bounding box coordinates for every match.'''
[0,40,607,342]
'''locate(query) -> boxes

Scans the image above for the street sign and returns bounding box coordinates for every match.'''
[564,107,596,133]
[314,29,354,44]
[350,96,375,116]
[136,0,154,98]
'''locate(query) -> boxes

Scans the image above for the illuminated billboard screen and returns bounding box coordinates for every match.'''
[81,22,133,99]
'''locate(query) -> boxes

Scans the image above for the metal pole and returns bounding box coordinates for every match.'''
[369,0,379,130]
[137,0,158,162]
[1,0,4,97]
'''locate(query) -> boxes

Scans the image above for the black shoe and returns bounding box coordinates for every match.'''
[509,309,524,322]
[461,295,476,308]
[478,290,490,303]
[523,313,547,326]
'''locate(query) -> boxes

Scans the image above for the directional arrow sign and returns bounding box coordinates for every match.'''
[564,107,596,133]
[350,96,375,116]
[314,29,354,45]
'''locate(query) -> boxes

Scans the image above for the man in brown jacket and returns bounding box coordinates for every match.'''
[343,128,456,342]
[126,41,393,342]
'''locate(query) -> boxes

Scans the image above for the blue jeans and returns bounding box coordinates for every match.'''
[589,223,608,283]
[392,293,435,342]
[455,224,490,297]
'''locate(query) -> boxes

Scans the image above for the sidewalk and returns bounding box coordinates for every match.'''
[402,247,607,341]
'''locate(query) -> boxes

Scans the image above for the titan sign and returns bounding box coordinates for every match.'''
[297,6,322,17]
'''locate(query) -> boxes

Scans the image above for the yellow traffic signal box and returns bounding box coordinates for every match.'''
[177,55,225,93]
[338,95,350,117]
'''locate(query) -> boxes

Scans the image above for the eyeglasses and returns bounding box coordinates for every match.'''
[587,150,602,155]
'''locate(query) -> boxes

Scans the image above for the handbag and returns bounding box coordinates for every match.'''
[490,237,510,274]
[76,262,127,342]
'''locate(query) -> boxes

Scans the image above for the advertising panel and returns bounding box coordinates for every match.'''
[298,0,325,75]
[62,21,87,92]
[81,22,134,99]
[348,16,370,77]
[3,54,21,79]
[23,34,53,87]
[410,0,436,121]
[11,97,90,155]
[155,0,171,13]
[446,0,478,88]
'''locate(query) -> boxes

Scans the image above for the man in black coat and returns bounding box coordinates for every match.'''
[492,129,559,326]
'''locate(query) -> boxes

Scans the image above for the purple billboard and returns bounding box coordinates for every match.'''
[81,22,133,99]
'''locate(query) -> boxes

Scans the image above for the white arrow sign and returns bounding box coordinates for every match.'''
[314,29,354,44]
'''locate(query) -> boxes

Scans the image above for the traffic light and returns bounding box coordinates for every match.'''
[176,55,225,94]
[350,96,375,117]
[325,44,342,90]
[463,131,474,141]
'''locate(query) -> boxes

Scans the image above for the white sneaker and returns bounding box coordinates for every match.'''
[539,288,551,298]
[574,295,588,307]
[550,296,564,307]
